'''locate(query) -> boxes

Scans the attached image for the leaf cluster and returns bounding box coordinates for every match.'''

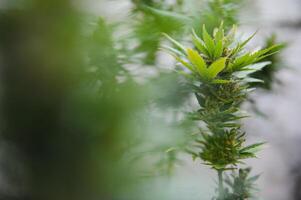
[250,34,286,89]
[192,0,244,35]
[131,1,189,64]
[163,23,279,170]
[164,23,280,84]
[217,168,259,200]
[130,0,244,66]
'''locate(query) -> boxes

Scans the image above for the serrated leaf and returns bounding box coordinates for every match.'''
[214,22,224,42]
[214,39,223,59]
[175,56,196,73]
[187,48,208,78]
[202,25,215,58]
[240,142,266,153]
[207,57,227,79]
[192,29,209,56]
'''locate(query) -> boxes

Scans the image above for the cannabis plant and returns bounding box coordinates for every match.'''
[130,0,189,65]
[164,23,280,199]
[193,0,244,34]
[250,34,286,90]
[129,0,244,65]
[0,1,148,199]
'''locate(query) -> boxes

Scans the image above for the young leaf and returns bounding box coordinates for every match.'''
[247,174,260,183]
[214,22,224,42]
[240,142,266,154]
[202,25,215,58]
[233,61,271,78]
[254,44,283,62]
[239,31,258,50]
[214,39,223,59]
[161,45,185,57]
[207,57,227,79]
[177,70,195,80]
[163,33,186,54]
[224,25,237,46]
[175,56,196,73]
[243,77,264,83]
[143,6,190,26]
[244,61,271,71]
[187,48,208,78]
[192,29,209,56]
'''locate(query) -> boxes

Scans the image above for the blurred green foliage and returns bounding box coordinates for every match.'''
[129,0,245,65]
[250,34,286,90]
[0,0,285,199]
[130,0,189,65]
[222,168,259,200]
[0,0,147,199]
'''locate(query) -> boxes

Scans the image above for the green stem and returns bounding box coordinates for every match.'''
[218,170,224,199]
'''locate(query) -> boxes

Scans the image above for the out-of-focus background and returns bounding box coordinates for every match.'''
[0,0,301,199]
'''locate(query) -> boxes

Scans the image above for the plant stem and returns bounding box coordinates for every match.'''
[217,170,224,199]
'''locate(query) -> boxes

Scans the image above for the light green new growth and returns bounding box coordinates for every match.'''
[163,23,280,199]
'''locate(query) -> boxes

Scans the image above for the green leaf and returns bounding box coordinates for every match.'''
[233,61,271,78]
[174,56,196,73]
[254,44,283,62]
[244,61,271,71]
[143,6,190,25]
[247,174,260,183]
[224,25,237,46]
[243,77,264,83]
[177,70,195,80]
[214,39,223,59]
[212,79,231,84]
[240,142,266,153]
[207,57,227,79]
[187,48,208,78]
[185,149,199,161]
[214,22,224,42]
[192,29,209,56]
[229,31,257,58]
[161,45,185,57]
[213,164,227,170]
[230,52,258,71]
[202,25,215,58]
[239,31,257,49]
[239,152,255,159]
[163,33,186,54]
[165,147,177,153]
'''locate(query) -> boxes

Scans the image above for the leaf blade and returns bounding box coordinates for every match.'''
[207,57,227,79]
